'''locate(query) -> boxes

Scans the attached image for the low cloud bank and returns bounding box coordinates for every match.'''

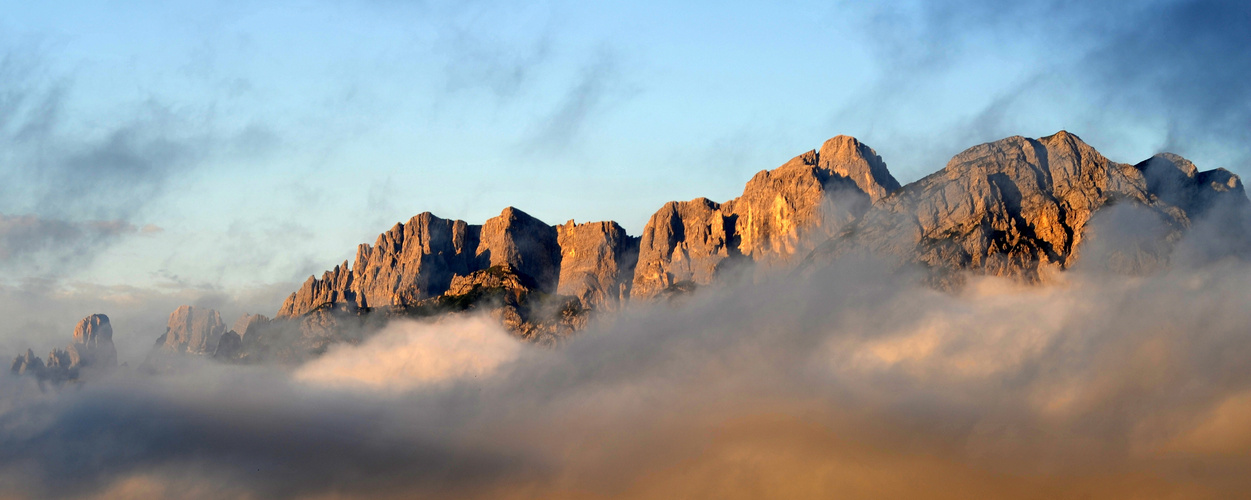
[294,316,524,392]
[3,227,1251,499]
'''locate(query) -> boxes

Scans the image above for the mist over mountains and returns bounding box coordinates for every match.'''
[4,131,1251,499]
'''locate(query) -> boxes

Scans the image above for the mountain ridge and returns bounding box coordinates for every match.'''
[277,130,1248,328]
[12,131,1249,373]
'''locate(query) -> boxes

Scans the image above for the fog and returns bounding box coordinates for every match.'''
[2,207,1250,499]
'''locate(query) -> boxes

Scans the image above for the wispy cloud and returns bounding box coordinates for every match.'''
[523,47,636,154]
[0,48,279,222]
[0,214,142,276]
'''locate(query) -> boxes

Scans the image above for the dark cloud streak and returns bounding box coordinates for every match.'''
[834,0,1251,177]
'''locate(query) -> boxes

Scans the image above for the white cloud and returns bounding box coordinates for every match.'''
[294,315,525,392]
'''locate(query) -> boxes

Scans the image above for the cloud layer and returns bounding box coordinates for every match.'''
[4,224,1251,498]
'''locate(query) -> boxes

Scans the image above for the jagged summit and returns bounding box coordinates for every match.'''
[817,135,901,200]
[807,131,1247,281]
[279,206,636,320]
[11,313,118,383]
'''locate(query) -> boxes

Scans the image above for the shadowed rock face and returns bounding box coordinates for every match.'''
[1135,152,1248,217]
[806,131,1247,281]
[159,306,227,355]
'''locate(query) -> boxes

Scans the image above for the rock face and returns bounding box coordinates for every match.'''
[806,131,1247,280]
[278,212,480,317]
[631,198,740,299]
[631,136,900,298]
[817,135,901,201]
[158,306,227,355]
[557,220,639,310]
[476,207,562,293]
[349,212,480,310]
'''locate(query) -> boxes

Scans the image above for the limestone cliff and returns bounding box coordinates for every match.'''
[278,208,566,319]
[556,220,639,310]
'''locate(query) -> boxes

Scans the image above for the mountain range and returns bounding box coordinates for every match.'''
[12,131,1250,375]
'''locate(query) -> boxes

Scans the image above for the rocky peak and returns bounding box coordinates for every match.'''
[11,349,44,376]
[351,212,480,309]
[817,135,901,201]
[68,313,118,369]
[233,314,271,340]
[476,207,561,294]
[72,314,112,347]
[159,305,227,355]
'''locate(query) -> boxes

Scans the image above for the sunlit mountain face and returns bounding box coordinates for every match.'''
[3,1,1251,499]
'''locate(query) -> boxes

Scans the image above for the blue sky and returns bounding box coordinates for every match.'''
[1,0,1247,294]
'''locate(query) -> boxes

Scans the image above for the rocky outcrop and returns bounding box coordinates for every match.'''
[233,314,271,348]
[805,131,1247,281]
[413,264,584,343]
[349,212,480,311]
[157,306,227,355]
[9,314,117,383]
[557,220,639,310]
[631,136,900,298]
[10,349,44,376]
